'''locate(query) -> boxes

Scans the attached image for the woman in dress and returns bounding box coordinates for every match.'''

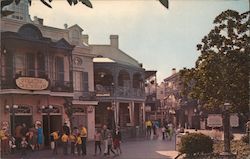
[37,123,43,150]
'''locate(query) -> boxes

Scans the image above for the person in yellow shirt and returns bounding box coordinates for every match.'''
[50,131,59,154]
[61,133,69,155]
[69,133,76,155]
[75,133,82,156]
[79,125,87,156]
[145,120,152,138]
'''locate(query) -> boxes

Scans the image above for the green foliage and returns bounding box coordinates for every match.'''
[180,10,250,113]
[1,0,169,17]
[179,133,213,156]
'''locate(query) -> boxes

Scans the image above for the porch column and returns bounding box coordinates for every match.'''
[114,101,119,127]
[131,101,135,126]
[142,102,145,123]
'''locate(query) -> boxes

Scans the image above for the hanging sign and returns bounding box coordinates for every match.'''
[16,77,49,90]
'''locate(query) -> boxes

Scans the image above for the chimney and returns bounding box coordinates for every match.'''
[110,35,119,48]
[83,34,89,45]
[64,23,68,29]
[172,68,176,75]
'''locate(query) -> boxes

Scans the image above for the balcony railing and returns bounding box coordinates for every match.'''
[79,92,96,101]
[95,85,145,99]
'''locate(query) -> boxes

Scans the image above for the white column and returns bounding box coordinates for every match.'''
[87,106,95,140]
[142,102,145,123]
[116,102,119,126]
[128,102,132,125]
[131,101,135,126]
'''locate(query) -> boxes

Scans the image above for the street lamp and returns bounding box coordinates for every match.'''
[5,104,18,135]
[220,103,235,158]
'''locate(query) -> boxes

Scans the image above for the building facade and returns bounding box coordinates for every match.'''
[162,68,198,129]
[0,4,97,144]
[87,35,145,137]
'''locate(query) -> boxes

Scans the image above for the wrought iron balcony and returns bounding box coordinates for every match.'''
[95,85,145,99]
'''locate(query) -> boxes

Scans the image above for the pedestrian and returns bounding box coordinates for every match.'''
[0,127,9,156]
[75,133,82,156]
[26,128,35,151]
[9,135,16,154]
[63,122,70,136]
[161,126,166,140]
[37,123,43,150]
[113,126,122,155]
[20,137,28,156]
[69,132,76,155]
[145,120,152,138]
[15,124,22,149]
[107,132,116,156]
[94,129,102,155]
[61,132,69,155]
[79,124,87,156]
[51,130,59,154]
[168,122,173,141]
[20,123,28,139]
[102,125,109,156]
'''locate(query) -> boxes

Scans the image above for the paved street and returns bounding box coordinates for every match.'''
[3,137,178,159]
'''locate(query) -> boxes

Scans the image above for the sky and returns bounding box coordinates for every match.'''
[29,0,249,82]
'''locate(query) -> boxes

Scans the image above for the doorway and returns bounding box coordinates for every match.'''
[11,115,32,135]
[42,115,62,146]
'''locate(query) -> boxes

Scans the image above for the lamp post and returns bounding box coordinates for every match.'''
[220,103,235,158]
[5,104,18,135]
[41,105,53,145]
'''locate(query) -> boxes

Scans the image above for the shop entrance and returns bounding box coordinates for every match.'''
[11,115,32,135]
[42,115,62,146]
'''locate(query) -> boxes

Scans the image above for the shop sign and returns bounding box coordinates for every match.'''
[16,77,49,90]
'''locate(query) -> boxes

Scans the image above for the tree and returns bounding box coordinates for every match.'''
[1,0,169,17]
[180,10,249,114]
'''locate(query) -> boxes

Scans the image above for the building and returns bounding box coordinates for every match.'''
[0,2,97,145]
[86,35,146,137]
[162,68,198,129]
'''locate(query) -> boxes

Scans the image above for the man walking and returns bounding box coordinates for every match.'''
[102,125,109,156]
[79,125,87,156]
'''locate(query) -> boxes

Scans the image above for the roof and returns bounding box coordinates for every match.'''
[90,45,141,68]
[164,72,179,82]
[145,70,157,79]
[93,57,116,63]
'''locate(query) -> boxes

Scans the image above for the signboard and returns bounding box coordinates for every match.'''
[207,114,239,127]
[207,114,223,127]
[96,93,110,97]
[230,114,239,127]
[16,77,49,90]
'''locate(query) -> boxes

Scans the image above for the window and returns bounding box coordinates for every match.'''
[74,71,83,91]
[27,53,35,76]
[37,53,46,77]
[55,56,64,83]
[83,72,89,92]
[15,54,25,76]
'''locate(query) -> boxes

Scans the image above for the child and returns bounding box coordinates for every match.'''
[61,132,69,155]
[50,131,59,154]
[94,129,102,155]
[21,137,28,156]
[161,126,166,140]
[69,133,76,155]
[75,133,82,156]
[9,136,16,154]
[107,133,116,156]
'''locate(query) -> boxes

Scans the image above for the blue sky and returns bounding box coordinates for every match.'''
[29,0,249,82]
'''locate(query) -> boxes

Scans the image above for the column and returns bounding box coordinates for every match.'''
[115,102,119,126]
[131,101,135,126]
[142,102,145,123]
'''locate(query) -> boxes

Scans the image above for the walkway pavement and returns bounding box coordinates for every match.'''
[3,136,179,159]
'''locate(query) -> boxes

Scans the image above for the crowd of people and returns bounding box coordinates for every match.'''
[0,122,123,158]
[0,122,43,157]
[145,119,175,140]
